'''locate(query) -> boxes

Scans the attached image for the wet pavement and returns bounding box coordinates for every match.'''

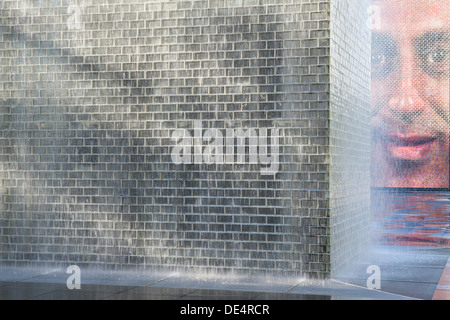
[0,261,424,300]
[334,246,450,300]
[1,190,450,301]
[1,244,449,301]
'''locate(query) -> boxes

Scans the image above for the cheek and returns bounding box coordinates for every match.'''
[434,138,449,164]
[418,76,449,110]
[439,84,450,111]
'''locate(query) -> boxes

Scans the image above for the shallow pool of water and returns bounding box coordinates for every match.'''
[371,189,450,247]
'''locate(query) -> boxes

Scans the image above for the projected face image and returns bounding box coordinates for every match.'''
[371,0,450,188]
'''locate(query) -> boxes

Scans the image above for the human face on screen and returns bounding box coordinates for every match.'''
[371,0,450,188]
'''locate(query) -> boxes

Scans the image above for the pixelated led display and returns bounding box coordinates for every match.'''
[371,0,450,189]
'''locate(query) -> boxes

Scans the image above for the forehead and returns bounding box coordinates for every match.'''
[373,0,450,36]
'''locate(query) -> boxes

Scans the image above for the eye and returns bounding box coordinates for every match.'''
[417,39,450,77]
[372,53,386,67]
[371,35,397,79]
[371,48,396,78]
[372,52,387,75]
[427,48,448,64]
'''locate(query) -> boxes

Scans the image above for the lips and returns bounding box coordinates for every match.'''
[382,134,438,161]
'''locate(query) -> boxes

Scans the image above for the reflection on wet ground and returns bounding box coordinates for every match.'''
[372,189,450,247]
[332,190,450,299]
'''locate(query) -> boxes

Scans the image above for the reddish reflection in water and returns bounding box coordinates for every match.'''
[372,190,450,247]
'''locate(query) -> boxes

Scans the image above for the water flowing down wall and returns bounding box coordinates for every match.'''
[0,0,371,279]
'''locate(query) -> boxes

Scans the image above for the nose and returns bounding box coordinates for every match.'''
[388,56,425,123]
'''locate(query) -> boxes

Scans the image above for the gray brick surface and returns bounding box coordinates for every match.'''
[0,0,370,279]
